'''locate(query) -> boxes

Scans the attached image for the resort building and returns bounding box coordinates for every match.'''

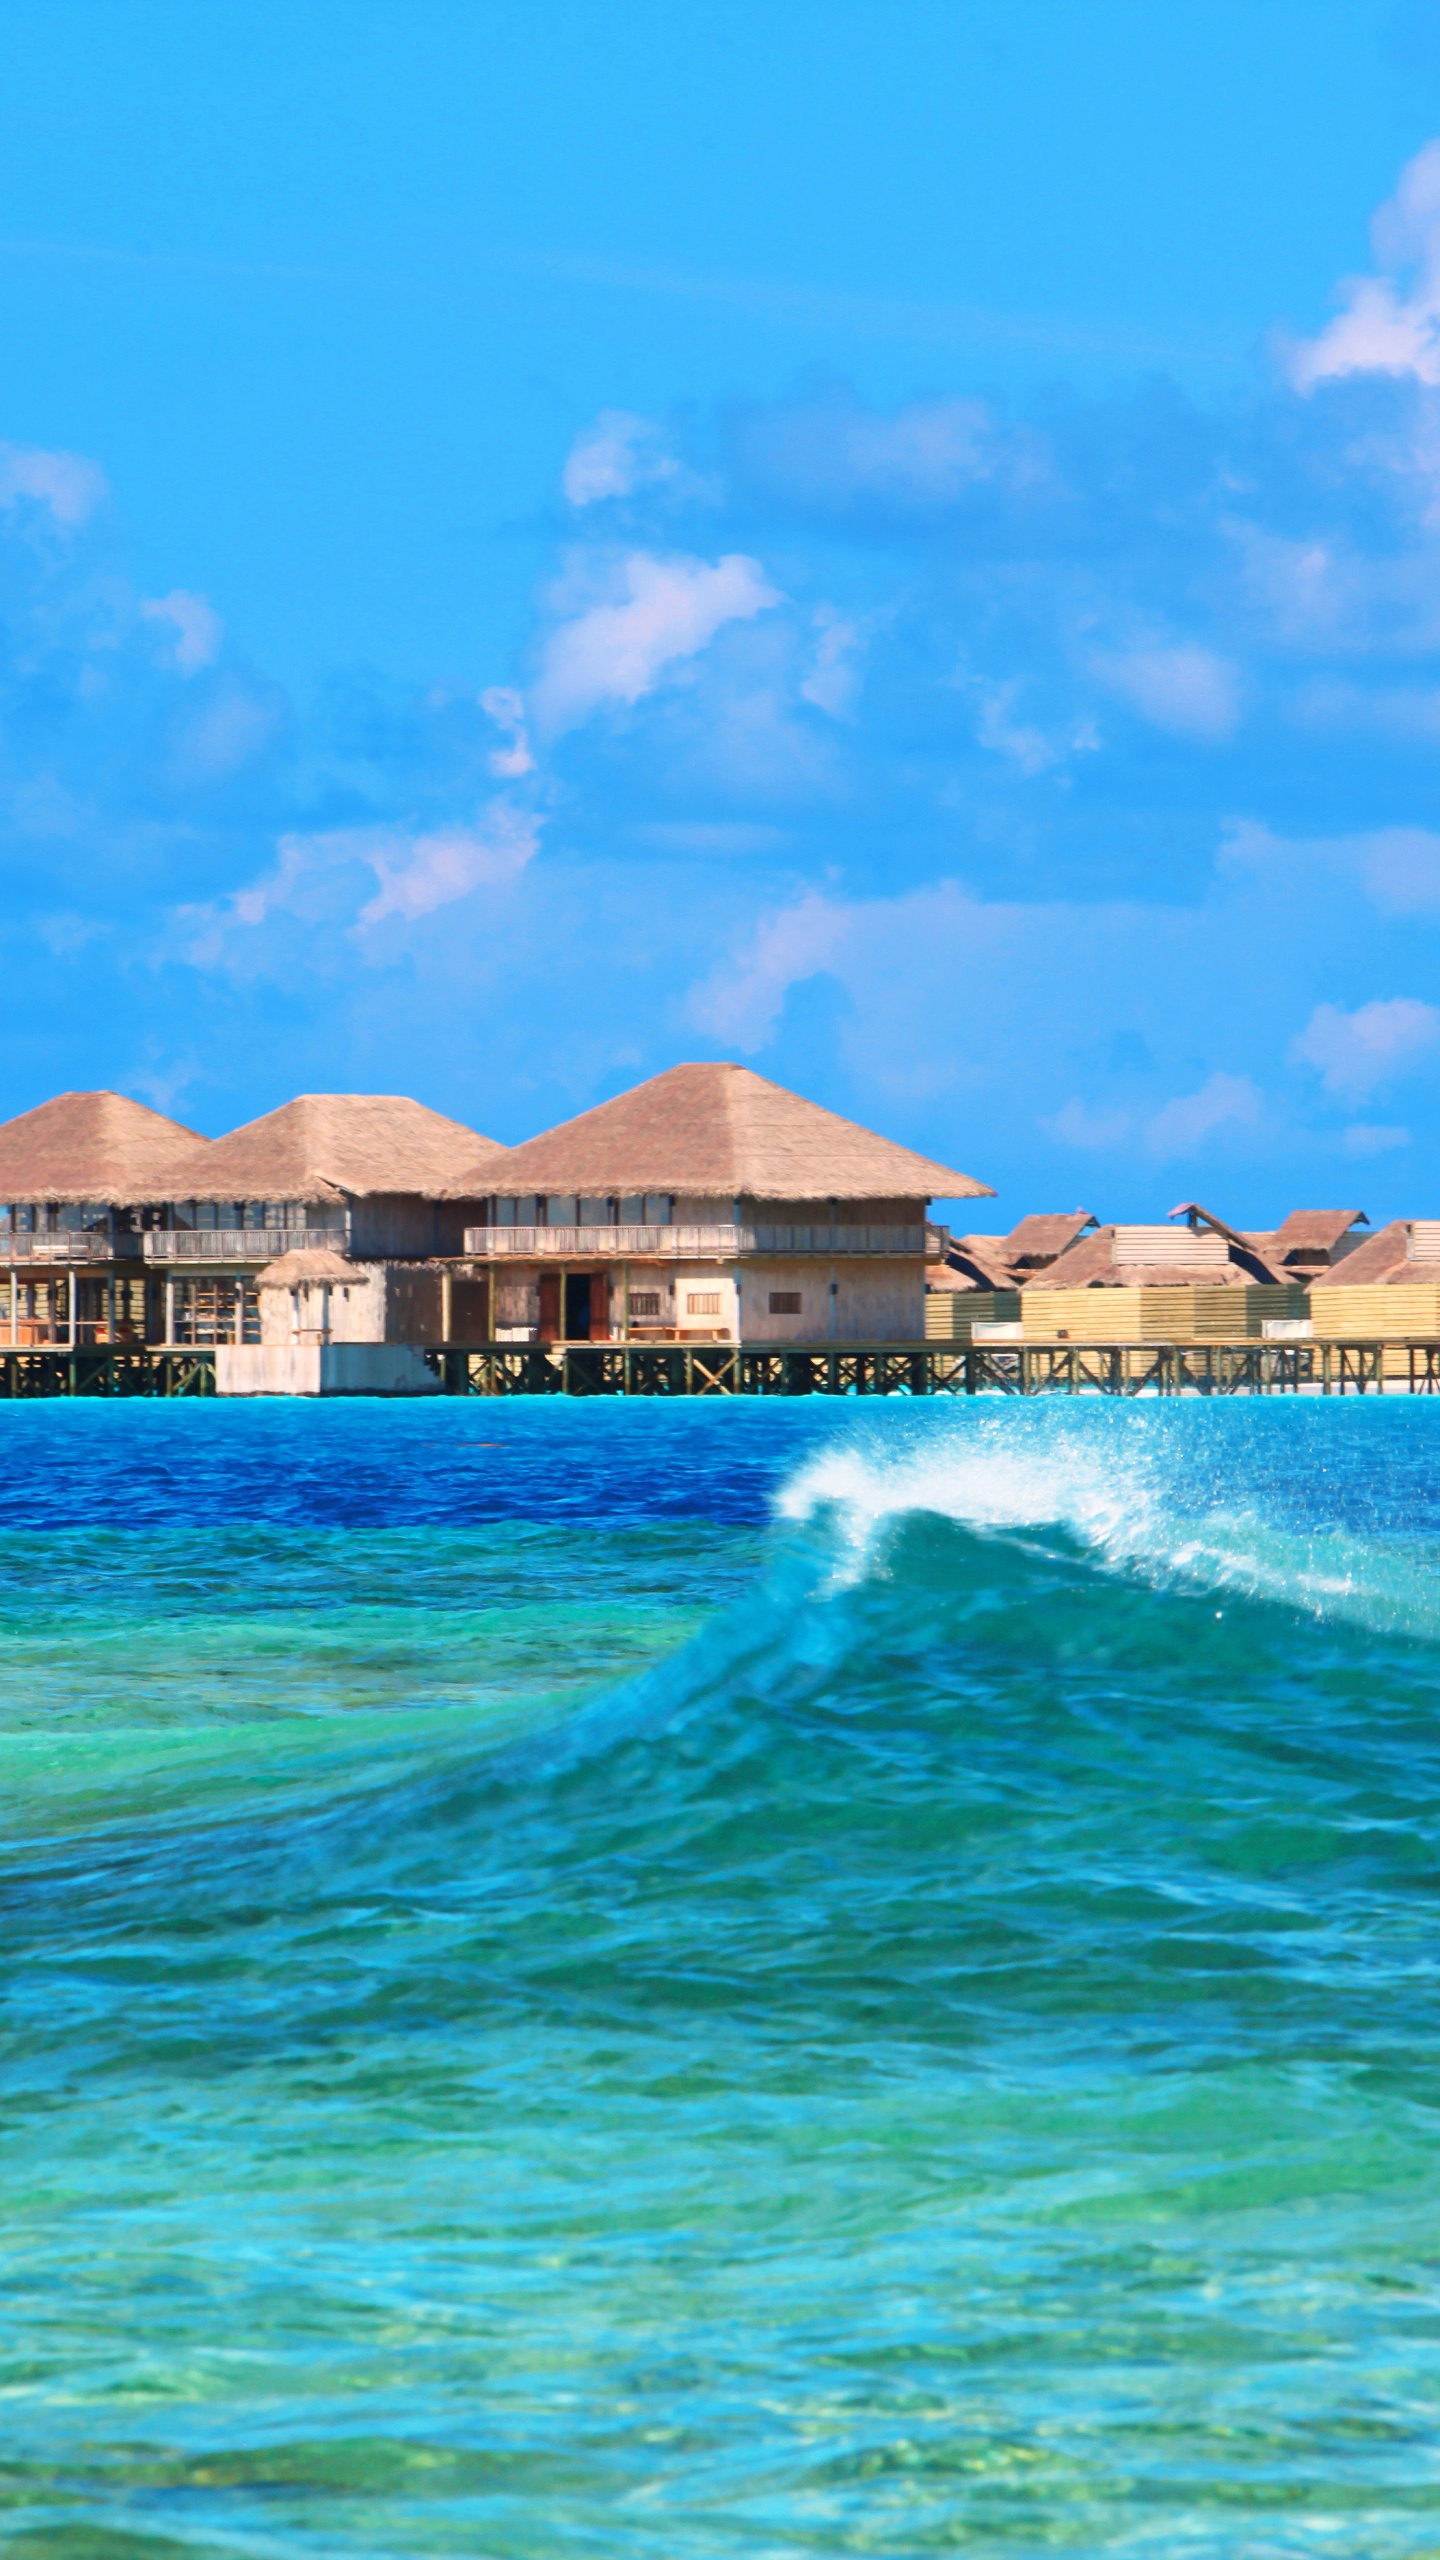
[1251,1209,1369,1278]
[1020,1204,1307,1342]
[0,1090,211,1344]
[926,1212,1098,1341]
[131,1093,506,1345]
[448,1061,990,1345]
[1309,1221,1440,1357]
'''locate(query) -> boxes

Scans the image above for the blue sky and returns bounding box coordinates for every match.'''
[6,2,1440,1221]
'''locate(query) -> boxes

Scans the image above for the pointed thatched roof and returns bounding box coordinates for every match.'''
[1002,1211,1097,1267]
[1309,1221,1410,1286]
[452,1063,990,1203]
[0,1090,209,1202]
[133,1094,507,1203]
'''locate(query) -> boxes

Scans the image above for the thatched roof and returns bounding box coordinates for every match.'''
[1264,1209,1368,1267]
[1024,1225,1283,1290]
[255,1248,367,1288]
[451,1063,990,1203]
[132,1094,507,1204]
[1309,1221,1410,1287]
[942,1234,1016,1290]
[0,1090,208,1203]
[1003,1211,1097,1266]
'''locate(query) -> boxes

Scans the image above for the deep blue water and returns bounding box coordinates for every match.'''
[4,1395,1440,2556]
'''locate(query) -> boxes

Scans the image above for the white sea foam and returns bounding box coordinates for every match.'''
[776,1409,1440,1638]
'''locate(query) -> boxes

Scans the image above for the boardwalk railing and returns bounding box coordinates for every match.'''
[469,1222,927,1259]
[0,1338,1437,1397]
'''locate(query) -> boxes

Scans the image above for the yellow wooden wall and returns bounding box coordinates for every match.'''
[1309,1285,1440,1339]
[1022,1284,1306,1343]
[924,1289,1021,1342]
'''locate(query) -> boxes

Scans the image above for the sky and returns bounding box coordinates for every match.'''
[6,3,1440,1221]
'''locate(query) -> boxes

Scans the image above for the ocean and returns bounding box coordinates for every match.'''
[3,1394,1440,2557]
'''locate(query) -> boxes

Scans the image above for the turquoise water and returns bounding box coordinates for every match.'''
[5,1396,1440,2557]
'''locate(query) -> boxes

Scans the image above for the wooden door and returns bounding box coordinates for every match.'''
[538,1272,561,1343]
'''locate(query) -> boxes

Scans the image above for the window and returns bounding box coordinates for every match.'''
[686,1291,722,1317]
[645,1195,672,1226]
[548,1196,578,1226]
[578,1198,615,1227]
[769,1291,802,1315]
[629,1291,662,1318]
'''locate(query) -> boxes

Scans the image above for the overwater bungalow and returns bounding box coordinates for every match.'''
[0,1091,210,1345]
[1020,1204,1308,1343]
[0,1090,506,1347]
[447,1061,990,1345]
[1309,1220,1440,1362]
[132,1094,507,1345]
[926,1211,1098,1341]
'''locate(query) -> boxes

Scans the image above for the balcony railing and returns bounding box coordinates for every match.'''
[144,1228,342,1262]
[465,1222,927,1259]
[0,1231,141,1262]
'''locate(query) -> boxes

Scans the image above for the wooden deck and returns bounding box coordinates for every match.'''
[1,1339,1439,1397]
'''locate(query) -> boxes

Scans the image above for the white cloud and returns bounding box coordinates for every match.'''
[1290,996,1440,1100]
[0,440,107,527]
[202,798,542,952]
[1142,1072,1261,1157]
[741,391,1047,510]
[1291,141,1440,390]
[1221,818,1440,916]
[480,685,534,777]
[1049,1075,1263,1159]
[142,590,223,676]
[1046,1097,1135,1149]
[357,804,542,926]
[799,606,864,717]
[1091,643,1239,741]
[532,550,782,734]
[688,890,847,1046]
[975,679,1098,775]
[562,410,678,507]
[1341,1122,1410,1156]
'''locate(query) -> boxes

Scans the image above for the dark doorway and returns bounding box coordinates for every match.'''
[450,1276,490,1341]
[564,1274,592,1340]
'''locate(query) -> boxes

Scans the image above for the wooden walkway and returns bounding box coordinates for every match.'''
[2,1340,1439,1397]
[434,1339,1440,1397]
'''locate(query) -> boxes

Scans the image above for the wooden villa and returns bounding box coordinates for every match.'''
[0,1091,210,1345]
[446,1061,990,1347]
[1309,1220,1440,1366]
[1019,1203,1308,1343]
[129,1093,507,1349]
[926,1211,1098,1341]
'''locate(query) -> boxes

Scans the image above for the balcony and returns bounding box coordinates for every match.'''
[465,1222,927,1259]
[0,1230,142,1263]
[144,1228,342,1263]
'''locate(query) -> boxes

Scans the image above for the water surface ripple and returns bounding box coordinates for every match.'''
[3,1397,1440,2557]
